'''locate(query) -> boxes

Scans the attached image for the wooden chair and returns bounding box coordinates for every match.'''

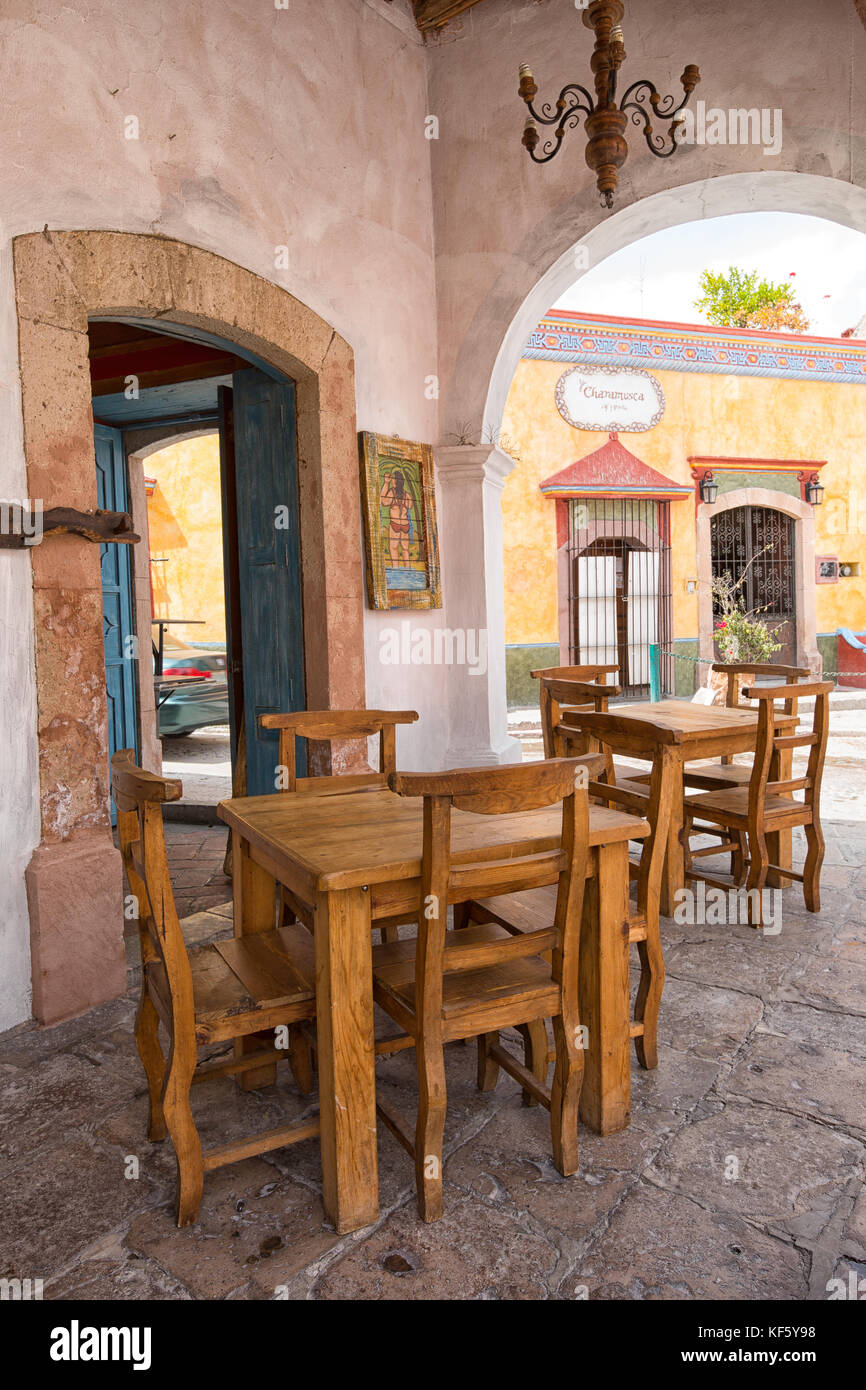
[371,760,590,1222]
[258,708,419,940]
[682,681,832,927]
[532,665,620,757]
[466,715,678,1073]
[683,663,809,787]
[111,750,319,1227]
[681,664,809,879]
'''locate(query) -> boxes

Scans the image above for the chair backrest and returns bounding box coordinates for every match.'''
[560,710,680,922]
[110,749,194,1031]
[258,708,419,794]
[712,663,809,718]
[691,685,718,706]
[742,680,833,814]
[389,760,590,1020]
[532,668,622,758]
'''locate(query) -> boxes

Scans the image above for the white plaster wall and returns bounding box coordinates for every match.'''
[0,243,41,1030]
[0,0,445,1024]
[426,0,866,437]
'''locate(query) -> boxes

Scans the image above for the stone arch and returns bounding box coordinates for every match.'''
[14,229,364,1023]
[696,487,819,673]
[480,172,866,442]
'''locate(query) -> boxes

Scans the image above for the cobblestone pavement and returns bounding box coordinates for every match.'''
[1,763,864,1301]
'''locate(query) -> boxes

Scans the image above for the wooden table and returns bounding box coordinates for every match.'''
[218,785,648,1234]
[574,699,799,916]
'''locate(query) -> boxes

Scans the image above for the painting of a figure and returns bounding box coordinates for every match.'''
[379,458,425,590]
[360,433,442,609]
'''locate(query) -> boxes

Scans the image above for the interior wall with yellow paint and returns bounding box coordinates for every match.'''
[501,359,866,646]
[145,433,226,643]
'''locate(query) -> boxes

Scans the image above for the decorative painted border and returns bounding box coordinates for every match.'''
[525,311,866,386]
[554,364,665,432]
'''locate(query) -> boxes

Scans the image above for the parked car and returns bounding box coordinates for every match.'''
[156,631,230,738]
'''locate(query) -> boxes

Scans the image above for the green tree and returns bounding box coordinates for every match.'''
[694,267,810,332]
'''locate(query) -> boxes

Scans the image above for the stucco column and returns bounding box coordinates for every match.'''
[436,445,521,767]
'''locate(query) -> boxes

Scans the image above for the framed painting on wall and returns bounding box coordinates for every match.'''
[359,432,442,610]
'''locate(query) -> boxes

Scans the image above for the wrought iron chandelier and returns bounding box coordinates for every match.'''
[518,0,700,209]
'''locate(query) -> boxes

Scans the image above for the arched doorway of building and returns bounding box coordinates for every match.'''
[710,504,797,666]
[14,229,365,1025]
[89,316,306,814]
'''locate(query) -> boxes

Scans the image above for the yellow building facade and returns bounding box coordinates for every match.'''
[501,312,866,704]
[145,433,226,644]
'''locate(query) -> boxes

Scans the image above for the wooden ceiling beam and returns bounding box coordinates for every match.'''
[412,0,488,32]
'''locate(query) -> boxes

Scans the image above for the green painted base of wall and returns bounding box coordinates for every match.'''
[506,643,558,708]
[670,639,700,698]
[817,633,836,681]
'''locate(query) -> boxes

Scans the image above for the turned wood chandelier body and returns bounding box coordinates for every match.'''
[519,0,700,209]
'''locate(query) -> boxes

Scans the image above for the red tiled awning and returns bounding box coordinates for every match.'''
[539,433,693,501]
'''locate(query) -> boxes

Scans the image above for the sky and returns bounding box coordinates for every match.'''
[552,213,866,339]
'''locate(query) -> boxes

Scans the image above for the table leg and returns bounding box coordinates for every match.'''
[232,831,279,1090]
[314,885,379,1233]
[578,841,631,1135]
[660,763,685,918]
[766,744,794,887]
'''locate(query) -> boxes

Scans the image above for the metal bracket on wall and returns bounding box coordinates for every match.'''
[0,506,139,549]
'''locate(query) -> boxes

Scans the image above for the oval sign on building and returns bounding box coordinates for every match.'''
[555,365,665,432]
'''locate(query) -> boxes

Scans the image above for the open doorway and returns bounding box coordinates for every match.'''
[88,319,306,816]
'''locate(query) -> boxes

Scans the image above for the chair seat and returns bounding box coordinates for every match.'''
[147,923,317,1044]
[372,920,558,1033]
[467,885,556,935]
[684,787,807,828]
[683,763,753,791]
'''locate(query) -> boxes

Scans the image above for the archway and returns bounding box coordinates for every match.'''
[469,172,863,741]
[697,488,818,673]
[481,172,866,443]
[14,230,365,1024]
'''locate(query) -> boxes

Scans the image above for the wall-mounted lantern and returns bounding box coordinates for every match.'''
[803,472,824,506]
[699,471,718,505]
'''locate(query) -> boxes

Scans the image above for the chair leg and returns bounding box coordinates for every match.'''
[517,1021,549,1105]
[731,832,748,887]
[633,933,665,1071]
[288,1024,315,1094]
[803,819,825,913]
[476,1030,499,1091]
[162,1042,203,1227]
[745,826,768,928]
[415,1036,447,1223]
[135,988,167,1142]
[549,1012,582,1177]
[378,925,401,944]
[682,814,694,875]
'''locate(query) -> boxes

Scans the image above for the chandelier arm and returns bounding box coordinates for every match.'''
[619,78,694,157]
[526,84,595,126]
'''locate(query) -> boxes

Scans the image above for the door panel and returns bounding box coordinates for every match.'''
[95,424,138,822]
[230,368,305,796]
[626,549,659,688]
[575,555,617,666]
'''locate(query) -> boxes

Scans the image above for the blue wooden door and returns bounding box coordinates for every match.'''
[231,369,305,795]
[95,424,138,821]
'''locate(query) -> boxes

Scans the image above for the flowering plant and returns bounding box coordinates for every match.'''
[711,561,782,664]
